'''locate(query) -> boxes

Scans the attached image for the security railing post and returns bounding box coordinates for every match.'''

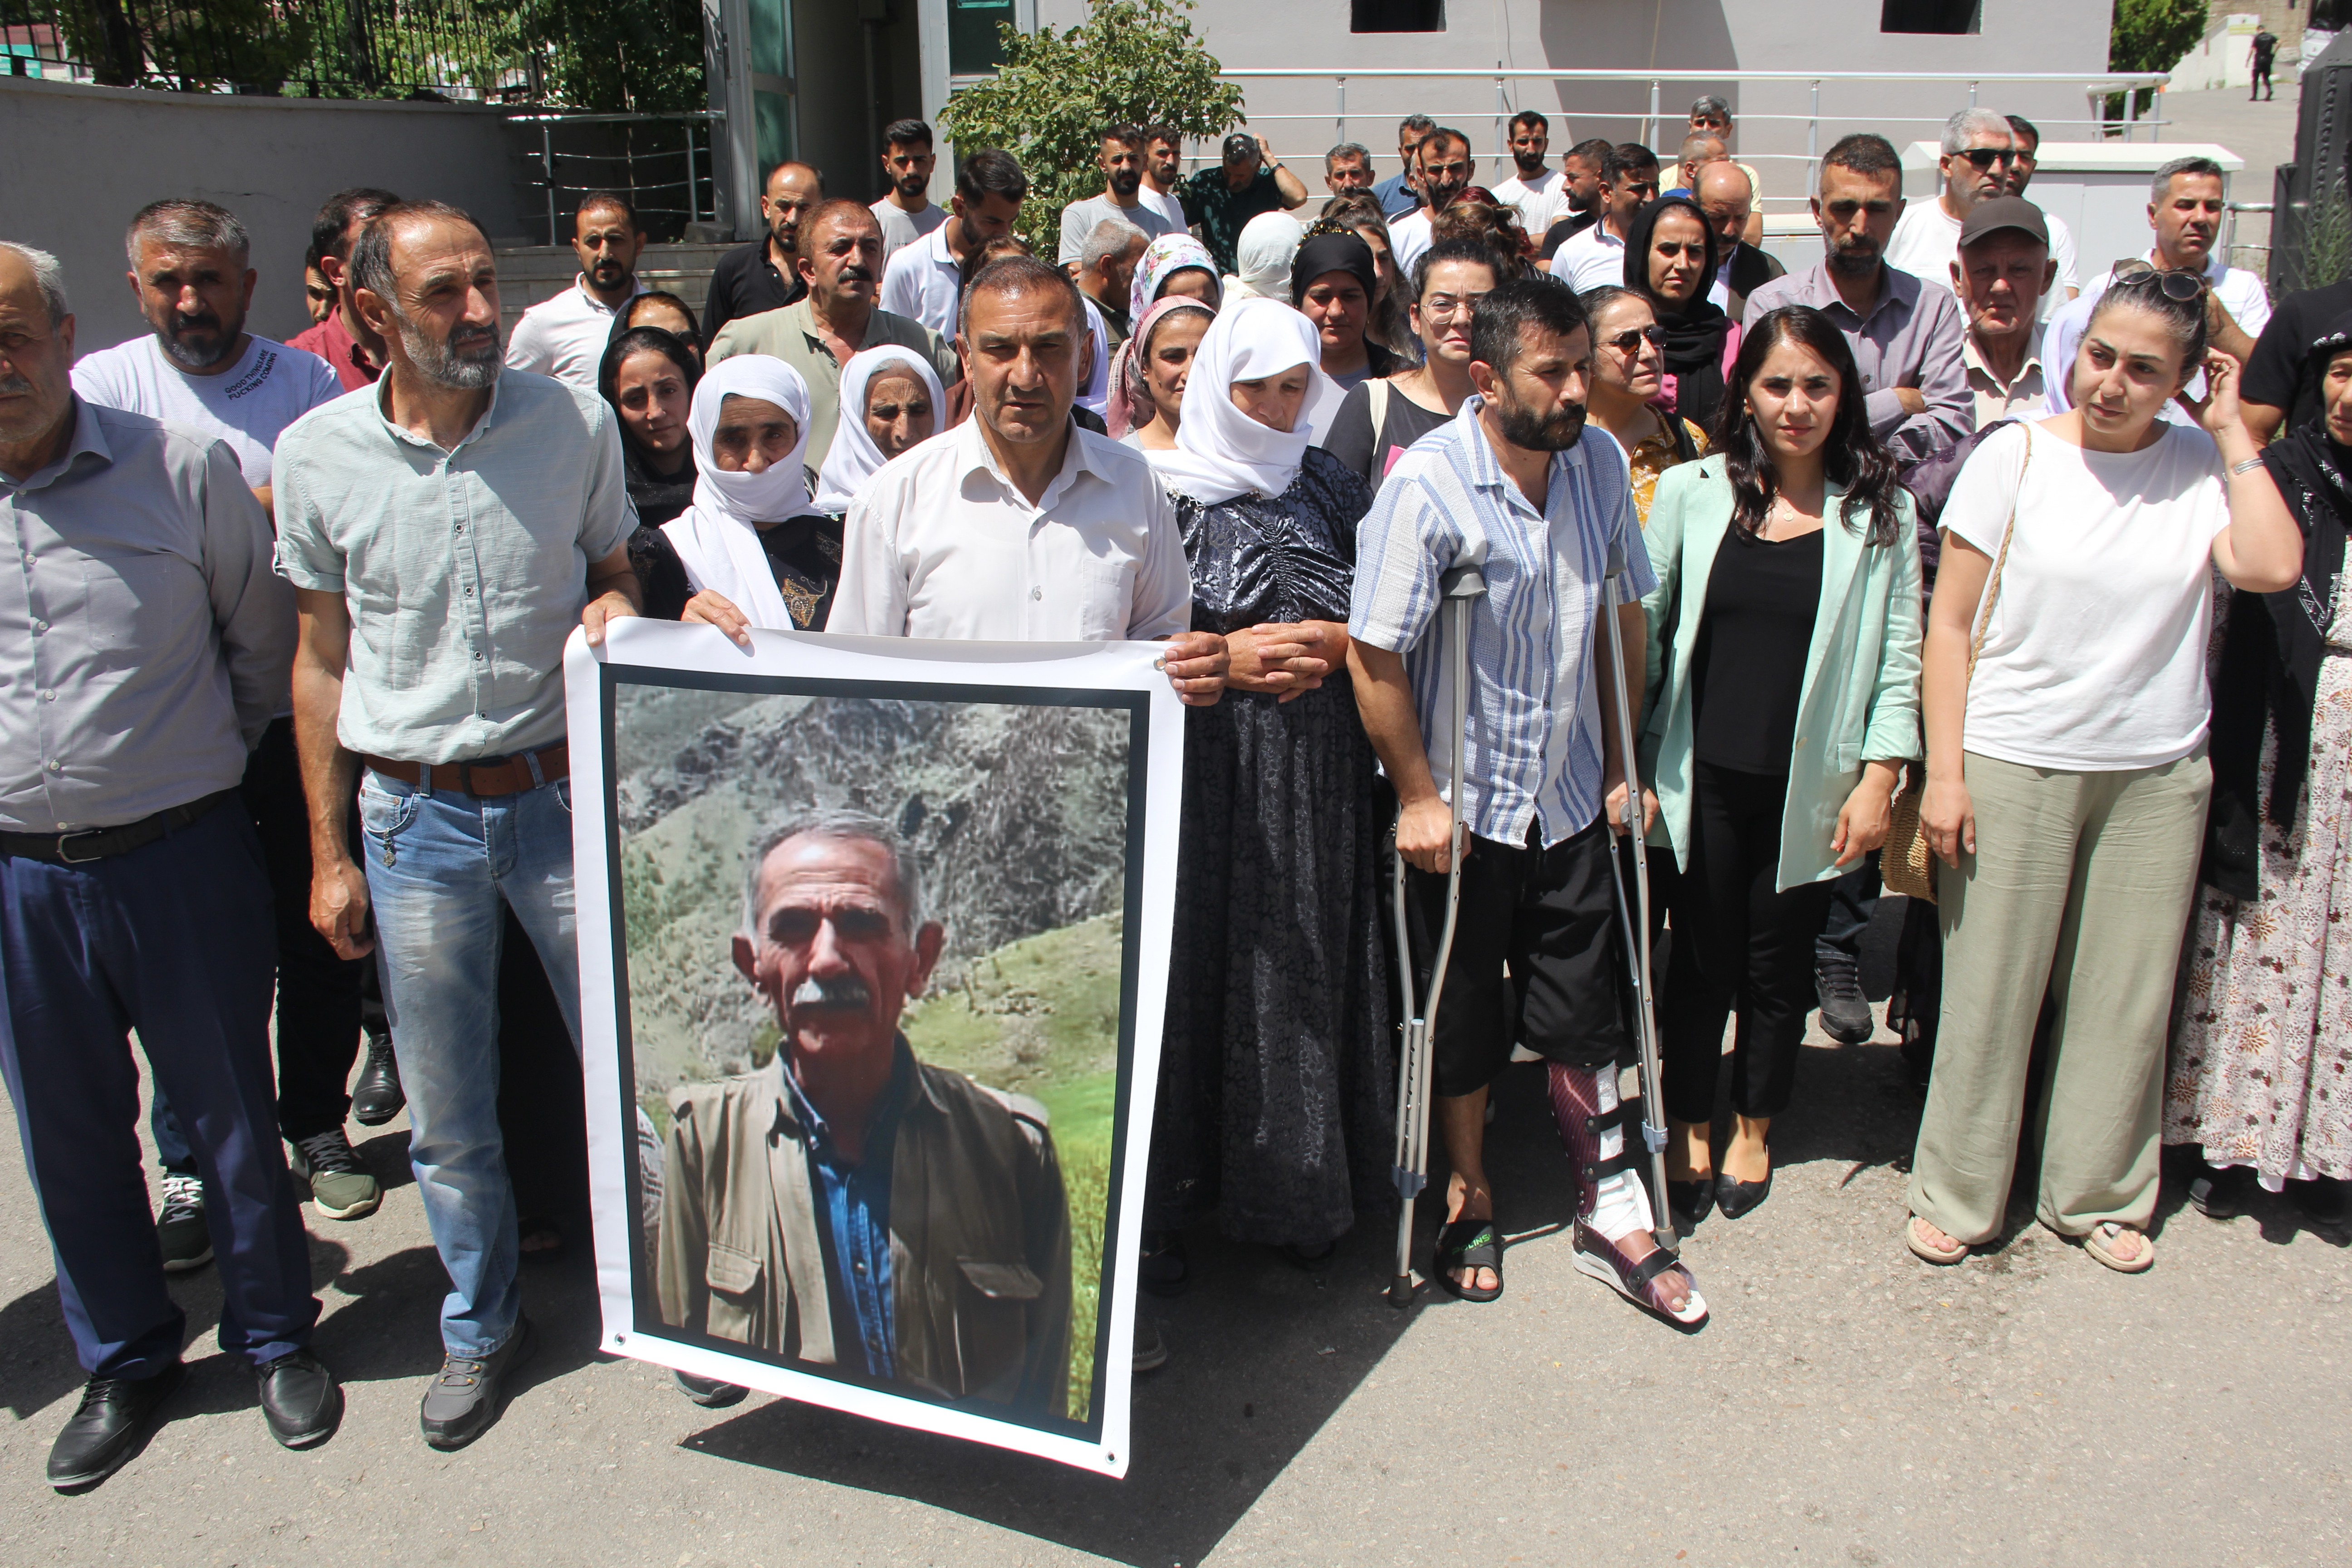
[1646,77,1659,148]
[1968,78,1977,107]
[542,121,556,247]
[2125,79,2138,142]
[1337,74,1345,144]
[1807,80,1821,198]
[2153,81,2164,142]
[1494,73,1505,170]
[686,118,700,225]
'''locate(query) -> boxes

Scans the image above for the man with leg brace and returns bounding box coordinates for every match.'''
[1348,280,1703,1323]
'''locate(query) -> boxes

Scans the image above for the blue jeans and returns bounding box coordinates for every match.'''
[358,770,581,1357]
[0,803,317,1377]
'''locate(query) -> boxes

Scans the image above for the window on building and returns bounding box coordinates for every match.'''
[1880,0,1981,32]
[1352,0,1444,33]
[948,0,1014,75]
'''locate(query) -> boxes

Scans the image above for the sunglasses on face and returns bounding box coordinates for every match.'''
[1956,148,2017,171]
[1605,325,1668,353]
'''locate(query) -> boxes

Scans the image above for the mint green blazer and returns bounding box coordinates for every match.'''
[1637,457,1924,892]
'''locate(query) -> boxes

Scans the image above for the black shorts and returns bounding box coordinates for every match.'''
[1405,816,1630,1095]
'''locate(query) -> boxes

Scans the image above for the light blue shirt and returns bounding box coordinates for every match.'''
[271,369,635,763]
[1349,397,1656,848]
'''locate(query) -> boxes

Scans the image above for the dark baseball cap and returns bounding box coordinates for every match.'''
[1957,195,2049,250]
[1221,132,1257,163]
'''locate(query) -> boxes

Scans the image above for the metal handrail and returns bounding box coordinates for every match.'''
[510,109,725,245]
[1214,65,2176,206]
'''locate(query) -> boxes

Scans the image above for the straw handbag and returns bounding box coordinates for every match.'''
[1882,438,2030,904]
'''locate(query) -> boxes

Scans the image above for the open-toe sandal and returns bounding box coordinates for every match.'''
[1906,1214,1967,1265]
[2080,1220,2154,1274]
[1572,1220,1706,1328]
[1432,1216,1504,1303]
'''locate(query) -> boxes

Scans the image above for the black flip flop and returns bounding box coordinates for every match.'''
[1432,1216,1504,1302]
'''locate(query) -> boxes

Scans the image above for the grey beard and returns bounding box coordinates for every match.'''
[398,315,502,390]
[157,316,240,371]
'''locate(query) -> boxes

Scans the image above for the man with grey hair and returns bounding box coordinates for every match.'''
[273,198,640,1451]
[656,809,1074,1418]
[0,240,343,1486]
[1324,142,1374,196]
[1075,217,1148,349]
[1886,108,2017,296]
[72,199,373,1258]
[1057,124,1178,271]
[2038,154,2269,416]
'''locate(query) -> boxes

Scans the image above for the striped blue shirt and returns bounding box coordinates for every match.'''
[1348,397,1654,848]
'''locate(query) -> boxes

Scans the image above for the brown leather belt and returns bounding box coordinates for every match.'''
[363,742,569,797]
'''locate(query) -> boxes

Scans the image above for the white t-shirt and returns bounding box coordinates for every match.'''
[71,331,343,490]
[1943,420,2230,771]
[1887,198,2080,318]
[505,277,644,390]
[872,197,948,265]
[1389,208,1435,281]
[1491,168,1567,238]
[1136,185,1187,231]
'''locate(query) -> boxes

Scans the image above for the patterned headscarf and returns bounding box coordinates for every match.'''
[1128,232,1224,325]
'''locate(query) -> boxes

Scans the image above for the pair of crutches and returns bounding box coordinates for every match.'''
[1387,564,1673,1308]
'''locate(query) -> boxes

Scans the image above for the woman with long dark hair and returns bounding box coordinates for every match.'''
[1908,273,2303,1273]
[1622,194,1735,429]
[2168,311,2352,1224]
[1639,305,1922,1232]
[599,326,701,530]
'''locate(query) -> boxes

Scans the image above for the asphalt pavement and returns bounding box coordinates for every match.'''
[0,889,2345,1568]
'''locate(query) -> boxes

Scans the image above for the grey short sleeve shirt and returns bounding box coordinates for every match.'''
[271,369,636,764]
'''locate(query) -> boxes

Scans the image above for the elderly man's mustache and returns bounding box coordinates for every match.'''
[790,974,873,1011]
[837,265,876,284]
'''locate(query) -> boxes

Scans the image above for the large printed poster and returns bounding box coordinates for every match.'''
[564,620,1185,1476]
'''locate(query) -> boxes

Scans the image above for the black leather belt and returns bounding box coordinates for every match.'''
[0,788,238,865]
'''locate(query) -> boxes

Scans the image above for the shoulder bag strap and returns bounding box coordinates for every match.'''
[1367,377,1392,456]
[1965,430,2032,686]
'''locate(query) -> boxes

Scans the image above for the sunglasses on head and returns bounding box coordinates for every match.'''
[1956,148,2017,170]
[2109,262,2207,302]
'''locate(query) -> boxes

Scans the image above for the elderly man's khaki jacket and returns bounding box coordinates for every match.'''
[656,1043,1072,1420]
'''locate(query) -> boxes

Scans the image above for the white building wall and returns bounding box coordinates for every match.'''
[1030,0,2112,216]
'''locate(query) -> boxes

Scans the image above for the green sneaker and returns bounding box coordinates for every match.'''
[289,1129,382,1221]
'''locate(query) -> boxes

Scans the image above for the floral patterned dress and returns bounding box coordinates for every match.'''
[2166,569,2352,1185]
[1148,449,1396,1247]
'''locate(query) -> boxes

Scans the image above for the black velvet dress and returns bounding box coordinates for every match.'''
[1151,447,1396,1247]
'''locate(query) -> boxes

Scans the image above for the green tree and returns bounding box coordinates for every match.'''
[2109,0,2210,120]
[938,0,1245,259]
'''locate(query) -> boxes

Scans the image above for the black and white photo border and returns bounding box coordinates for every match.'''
[564,619,1186,1477]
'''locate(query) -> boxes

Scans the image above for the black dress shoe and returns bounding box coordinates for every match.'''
[1715,1167,1774,1220]
[256,1350,343,1449]
[1666,1177,1716,1233]
[47,1361,184,1491]
[350,1029,405,1127]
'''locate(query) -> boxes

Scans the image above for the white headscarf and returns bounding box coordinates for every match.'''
[812,345,945,515]
[660,356,812,632]
[1145,297,1323,506]
[1221,211,1306,303]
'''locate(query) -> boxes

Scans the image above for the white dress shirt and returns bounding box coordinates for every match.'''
[1491,169,1568,238]
[1389,208,1435,281]
[504,276,646,389]
[828,416,1191,642]
[1552,222,1629,292]
[880,224,963,341]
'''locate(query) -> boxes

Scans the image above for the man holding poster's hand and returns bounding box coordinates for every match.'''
[825,253,1227,705]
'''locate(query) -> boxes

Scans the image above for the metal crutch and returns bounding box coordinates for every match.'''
[1594,569,1677,1249]
[1388,564,1486,1308]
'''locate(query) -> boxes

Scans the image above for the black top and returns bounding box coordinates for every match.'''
[627,513,845,629]
[1319,380,1453,490]
[2244,279,2352,435]
[1539,208,1601,260]
[623,441,697,529]
[1690,525,1824,775]
[701,239,807,350]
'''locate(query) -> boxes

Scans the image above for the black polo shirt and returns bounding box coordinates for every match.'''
[701,239,807,350]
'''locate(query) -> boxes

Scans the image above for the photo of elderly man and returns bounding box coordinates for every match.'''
[655,810,1074,1420]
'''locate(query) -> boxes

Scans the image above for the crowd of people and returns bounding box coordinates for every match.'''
[2,92,2346,1491]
